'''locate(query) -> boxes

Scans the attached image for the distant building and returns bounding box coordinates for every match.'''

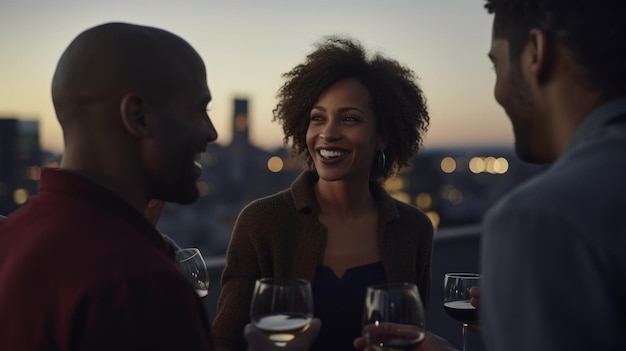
[0,118,42,215]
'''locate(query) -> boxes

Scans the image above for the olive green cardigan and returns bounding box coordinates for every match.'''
[212,171,434,351]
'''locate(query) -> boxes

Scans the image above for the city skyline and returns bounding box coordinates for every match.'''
[0,0,512,154]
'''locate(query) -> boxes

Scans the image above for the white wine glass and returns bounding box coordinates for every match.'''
[175,248,210,298]
[249,278,314,347]
[442,273,482,351]
[361,282,426,351]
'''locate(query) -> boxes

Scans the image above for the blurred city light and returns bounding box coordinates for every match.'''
[13,188,28,205]
[384,176,405,192]
[440,157,456,173]
[416,192,432,210]
[442,185,463,205]
[46,161,60,168]
[426,211,440,229]
[469,157,485,174]
[468,156,509,174]
[267,156,284,173]
[391,191,411,204]
[234,113,248,132]
[27,166,41,181]
[494,157,509,174]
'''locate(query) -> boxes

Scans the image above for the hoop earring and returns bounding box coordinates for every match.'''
[377,150,386,170]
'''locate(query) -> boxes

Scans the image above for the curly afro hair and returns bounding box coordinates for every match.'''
[273,35,429,182]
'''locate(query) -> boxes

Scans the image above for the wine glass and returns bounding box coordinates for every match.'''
[175,248,210,298]
[249,278,314,347]
[361,282,426,351]
[442,273,482,351]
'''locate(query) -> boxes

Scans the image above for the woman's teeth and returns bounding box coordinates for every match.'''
[319,149,344,158]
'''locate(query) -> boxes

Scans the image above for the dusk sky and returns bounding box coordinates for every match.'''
[0,0,512,154]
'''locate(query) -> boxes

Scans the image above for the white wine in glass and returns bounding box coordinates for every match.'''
[175,248,210,298]
[362,282,426,351]
[442,273,482,351]
[250,278,314,346]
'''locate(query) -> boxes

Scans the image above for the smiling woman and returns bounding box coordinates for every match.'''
[306,77,382,184]
[212,35,434,351]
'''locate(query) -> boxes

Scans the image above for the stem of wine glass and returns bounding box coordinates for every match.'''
[461,323,469,351]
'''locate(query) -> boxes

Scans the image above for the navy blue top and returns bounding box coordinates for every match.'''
[310,262,387,351]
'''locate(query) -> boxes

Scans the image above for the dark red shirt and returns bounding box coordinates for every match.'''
[0,169,214,350]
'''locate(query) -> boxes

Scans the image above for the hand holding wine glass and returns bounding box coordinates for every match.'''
[249,278,314,347]
[442,273,482,351]
[361,282,426,351]
[175,248,210,298]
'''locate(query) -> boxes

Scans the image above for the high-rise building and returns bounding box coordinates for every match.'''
[0,118,42,215]
[229,98,250,185]
[232,98,250,149]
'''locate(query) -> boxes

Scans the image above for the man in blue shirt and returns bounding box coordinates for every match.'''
[355,0,626,350]
[481,0,626,350]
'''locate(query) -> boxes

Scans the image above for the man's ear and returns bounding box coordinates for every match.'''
[120,93,150,138]
[525,28,553,84]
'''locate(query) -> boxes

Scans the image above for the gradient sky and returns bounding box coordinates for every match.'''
[0,0,512,154]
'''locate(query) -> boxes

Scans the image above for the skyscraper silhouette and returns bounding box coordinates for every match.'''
[0,118,42,215]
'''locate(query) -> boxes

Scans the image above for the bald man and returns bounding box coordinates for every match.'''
[0,23,217,350]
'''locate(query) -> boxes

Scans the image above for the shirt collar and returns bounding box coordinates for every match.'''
[568,96,626,151]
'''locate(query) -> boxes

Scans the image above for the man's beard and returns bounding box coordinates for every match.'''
[507,66,544,164]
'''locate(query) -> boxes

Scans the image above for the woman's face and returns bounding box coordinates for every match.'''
[306,77,384,183]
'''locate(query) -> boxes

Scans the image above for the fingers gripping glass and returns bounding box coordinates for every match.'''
[442,273,482,351]
[250,278,314,347]
[362,282,426,351]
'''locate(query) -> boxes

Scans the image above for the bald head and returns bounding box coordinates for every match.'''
[50,23,216,211]
[51,22,206,122]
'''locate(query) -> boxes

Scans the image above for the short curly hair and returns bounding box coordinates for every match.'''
[485,0,626,97]
[273,36,429,182]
